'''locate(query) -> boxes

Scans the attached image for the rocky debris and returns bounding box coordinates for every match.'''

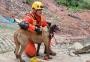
[0,26,90,62]
[0,0,31,18]
[1,41,90,62]
[1,0,90,36]
[42,0,90,36]
[0,29,15,53]
[0,0,90,62]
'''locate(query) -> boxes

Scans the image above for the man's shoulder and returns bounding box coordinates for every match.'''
[23,12,33,19]
[23,12,34,21]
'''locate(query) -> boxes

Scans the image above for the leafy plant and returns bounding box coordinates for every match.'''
[56,0,90,9]
[23,0,32,4]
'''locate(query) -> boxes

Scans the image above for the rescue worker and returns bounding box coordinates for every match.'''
[19,1,56,57]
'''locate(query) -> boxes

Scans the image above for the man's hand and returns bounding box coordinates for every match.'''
[35,27,42,34]
[18,21,29,30]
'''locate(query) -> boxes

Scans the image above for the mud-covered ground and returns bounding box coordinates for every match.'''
[1,42,90,62]
[0,0,90,62]
[0,28,90,62]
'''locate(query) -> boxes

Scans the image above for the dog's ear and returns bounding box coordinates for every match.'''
[47,22,51,27]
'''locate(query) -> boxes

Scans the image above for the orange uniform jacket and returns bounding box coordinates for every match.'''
[23,13,48,57]
[23,13,48,32]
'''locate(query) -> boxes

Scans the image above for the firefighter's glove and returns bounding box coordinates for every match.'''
[35,27,42,34]
[18,21,29,30]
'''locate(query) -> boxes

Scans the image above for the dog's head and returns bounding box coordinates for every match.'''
[49,24,60,33]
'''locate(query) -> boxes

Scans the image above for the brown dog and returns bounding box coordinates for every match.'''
[14,28,51,62]
[37,24,60,56]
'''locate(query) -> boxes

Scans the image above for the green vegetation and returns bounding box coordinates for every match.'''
[56,0,90,10]
[23,0,32,4]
